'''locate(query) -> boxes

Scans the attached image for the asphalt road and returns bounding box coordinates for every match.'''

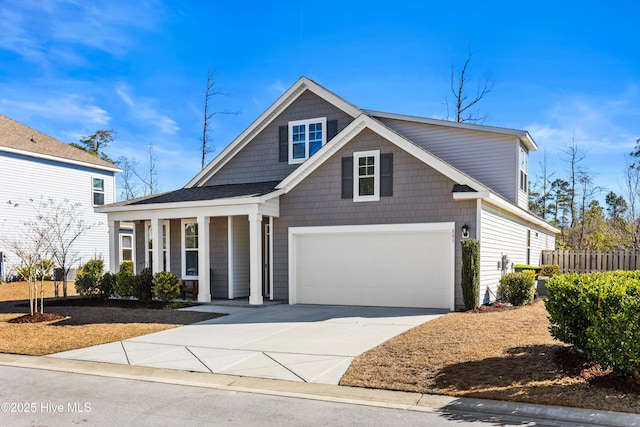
[0,365,542,427]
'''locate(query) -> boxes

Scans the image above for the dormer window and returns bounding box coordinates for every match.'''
[519,147,528,193]
[288,117,327,164]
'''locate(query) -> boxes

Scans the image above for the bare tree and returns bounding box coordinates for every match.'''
[117,156,139,200]
[447,51,494,123]
[134,143,158,196]
[529,151,555,221]
[201,67,238,169]
[560,134,587,227]
[2,201,51,314]
[39,198,93,298]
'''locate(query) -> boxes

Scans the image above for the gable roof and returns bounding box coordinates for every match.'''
[0,114,120,172]
[185,76,362,188]
[366,110,538,151]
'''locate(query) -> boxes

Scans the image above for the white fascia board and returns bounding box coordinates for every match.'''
[96,195,265,214]
[365,110,538,151]
[186,77,362,189]
[278,114,488,193]
[0,146,121,173]
[453,191,560,234]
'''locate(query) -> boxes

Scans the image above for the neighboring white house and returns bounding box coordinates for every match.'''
[0,114,121,280]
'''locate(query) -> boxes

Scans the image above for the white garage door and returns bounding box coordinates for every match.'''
[289,223,454,309]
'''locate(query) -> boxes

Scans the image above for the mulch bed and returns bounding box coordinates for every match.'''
[8,312,68,324]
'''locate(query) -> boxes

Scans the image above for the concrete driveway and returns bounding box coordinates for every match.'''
[49,303,444,384]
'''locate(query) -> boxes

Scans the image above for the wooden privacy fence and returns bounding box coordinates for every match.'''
[541,250,640,273]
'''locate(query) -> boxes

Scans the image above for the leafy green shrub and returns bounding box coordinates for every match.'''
[82,258,105,277]
[97,272,116,300]
[546,271,640,377]
[119,260,134,276]
[153,271,181,302]
[540,264,562,277]
[114,272,134,299]
[132,270,154,302]
[461,239,480,310]
[74,258,105,297]
[521,269,538,282]
[498,272,535,306]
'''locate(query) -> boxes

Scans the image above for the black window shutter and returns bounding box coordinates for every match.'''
[278,125,288,162]
[342,157,353,199]
[380,153,393,197]
[327,119,338,141]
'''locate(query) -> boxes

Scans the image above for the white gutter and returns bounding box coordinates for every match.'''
[0,146,121,173]
[453,191,560,234]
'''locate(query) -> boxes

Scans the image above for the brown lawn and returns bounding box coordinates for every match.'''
[341,300,640,414]
[0,281,221,356]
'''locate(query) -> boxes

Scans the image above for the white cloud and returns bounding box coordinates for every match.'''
[0,94,110,125]
[116,87,179,135]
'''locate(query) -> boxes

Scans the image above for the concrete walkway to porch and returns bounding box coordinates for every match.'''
[49,303,445,385]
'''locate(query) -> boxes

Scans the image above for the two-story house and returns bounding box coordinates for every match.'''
[97,77,558,310]
[0,114,121,280]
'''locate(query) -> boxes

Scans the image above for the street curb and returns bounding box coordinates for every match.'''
[0,354,637,426]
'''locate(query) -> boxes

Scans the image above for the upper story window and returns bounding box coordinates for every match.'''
[354,150,380,202]
[519,147,528,193]
[288,117,327,164]
[92,178,105,206]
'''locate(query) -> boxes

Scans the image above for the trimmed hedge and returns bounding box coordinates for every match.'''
[540,264,562,277]
[74,258,105,297]
[545,271,640,377]
[498,272,535,306]
[461,239,480,310]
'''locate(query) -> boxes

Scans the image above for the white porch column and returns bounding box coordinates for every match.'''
[108,220,120,273]
[150,218,163,274]
[197,215,211,302]
[248,213,264,305]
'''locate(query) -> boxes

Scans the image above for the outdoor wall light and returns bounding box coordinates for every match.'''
[461,223,470,239]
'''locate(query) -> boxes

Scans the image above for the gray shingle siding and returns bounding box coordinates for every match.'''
[204,90,354,186]
[210,217,228,298]
[272,128,476,309]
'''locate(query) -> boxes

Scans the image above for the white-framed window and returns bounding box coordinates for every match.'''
[288,117,327,164]
[145,220,170,271]
[120,233,134,264]
[519,147,528,193]
[182,219,198,278]
[353,150,380,202]
[92,177,105,206]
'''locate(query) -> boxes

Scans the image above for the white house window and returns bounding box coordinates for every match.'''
[353,150,380,202]
[145,221,169,271]
[120,234,133,264]
[288,117,326,164]
[183,221,198,277]
[519,147,528,193]
[92,178,105,206]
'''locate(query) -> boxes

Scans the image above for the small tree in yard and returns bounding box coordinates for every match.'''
[2,212,50,315]
[461,239,480,310]
[38,198,94,298]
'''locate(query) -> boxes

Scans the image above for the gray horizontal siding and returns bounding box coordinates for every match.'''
[273,128,477,309]
[378,117,520,204]
[205,90,354,186]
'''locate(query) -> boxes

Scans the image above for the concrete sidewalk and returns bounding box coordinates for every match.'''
[0,354,637,427]
[49,303,445,384]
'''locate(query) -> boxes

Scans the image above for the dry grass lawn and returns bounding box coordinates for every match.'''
[0,281,221,356]
[341,300,640,414]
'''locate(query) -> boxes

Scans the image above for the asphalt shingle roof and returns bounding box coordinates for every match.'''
[0,114,117,170]
[127,181,281,205]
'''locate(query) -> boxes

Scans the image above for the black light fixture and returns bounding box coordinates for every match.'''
[461,223,470,239]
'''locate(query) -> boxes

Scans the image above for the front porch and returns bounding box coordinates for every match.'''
[98,182,282,305]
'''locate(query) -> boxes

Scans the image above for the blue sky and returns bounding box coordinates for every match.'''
[1,0,639,204]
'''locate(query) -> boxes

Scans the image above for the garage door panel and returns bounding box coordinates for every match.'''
[290,223,454,309]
